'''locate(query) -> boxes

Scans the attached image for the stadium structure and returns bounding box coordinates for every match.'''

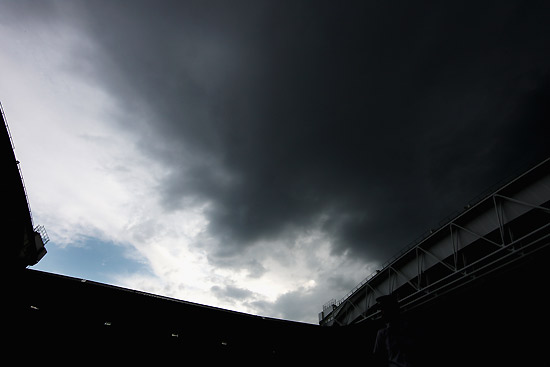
[3,102,549,365]
[319,156,550,327]
[1,102,48,269]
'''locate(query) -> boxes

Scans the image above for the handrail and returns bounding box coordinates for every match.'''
[1,101,34,227]
[0,101,15,150]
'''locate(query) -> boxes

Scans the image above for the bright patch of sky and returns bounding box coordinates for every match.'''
[0,9,374,323]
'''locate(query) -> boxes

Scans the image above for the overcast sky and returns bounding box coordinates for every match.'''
[1,1,549,323]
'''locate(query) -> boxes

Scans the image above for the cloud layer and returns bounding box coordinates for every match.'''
[77,0,550,261]
[2,1,550,323]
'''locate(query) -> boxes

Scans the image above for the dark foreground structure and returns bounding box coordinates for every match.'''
[6,252,550,365]
[3,104,549,365]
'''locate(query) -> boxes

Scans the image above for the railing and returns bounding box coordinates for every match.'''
[322,299,336,311]
[1,101,34,227]
[34,225,50,245]
[0,101,15,150]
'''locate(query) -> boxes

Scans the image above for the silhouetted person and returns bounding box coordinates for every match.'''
[373,295,418,367]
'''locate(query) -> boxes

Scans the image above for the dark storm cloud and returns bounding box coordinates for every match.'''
[63,1,550,263]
